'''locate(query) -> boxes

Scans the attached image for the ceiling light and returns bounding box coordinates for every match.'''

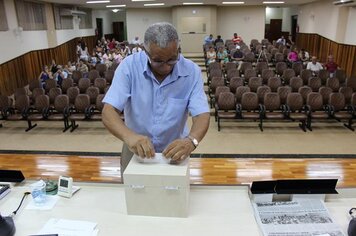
[183,2,204,5]
[86,0,110,3]
[112,9,119,12]
[144,3,165,6]
[132,0,156,1]
[263,1,285,3]
[222,1,245,4]
[106,4,126,7]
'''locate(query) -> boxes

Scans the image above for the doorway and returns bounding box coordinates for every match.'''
[113,21,125,42]
[96,18,103,40]
[291,15,298,42]
[265,19,282,42]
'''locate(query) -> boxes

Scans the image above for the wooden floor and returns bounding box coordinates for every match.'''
[1,153,356,188]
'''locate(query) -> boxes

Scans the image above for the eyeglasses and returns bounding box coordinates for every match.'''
[146,50,179,67]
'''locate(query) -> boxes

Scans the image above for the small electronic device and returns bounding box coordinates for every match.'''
[57,176,73,198]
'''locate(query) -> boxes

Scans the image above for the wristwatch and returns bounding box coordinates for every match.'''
[187,136,199,148]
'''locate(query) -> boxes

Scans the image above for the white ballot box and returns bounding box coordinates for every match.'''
[123,154,190,218]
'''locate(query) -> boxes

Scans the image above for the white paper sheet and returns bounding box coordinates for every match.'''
[26,195,59,210]
[37,218,98,236]
[134,153,171,164]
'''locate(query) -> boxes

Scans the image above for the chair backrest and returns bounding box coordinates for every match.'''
[67,86,80,104]
[229,77,243,94]
[248,77,262,92]
[32,88,45,100]
[72,71,83,84]
[61,78,74,94]
[351,92,356,106]
[44,79,57,93]
[78,78,91,93]
[282,69,296,84]
[241,92,259,111]
[335,69,346,84]
[244,52,255,63]
[95,94,105,112]
[208,62,221,71]
[329,93,345,112]
[298,86,312,104]
[346,77,356,92]
[290,77,303,92]
[74,94,91,113]
[54,95,69,113]
[267,77,281,92]
[261,69,275,84]
[94,78,107,94]
[319,86,333,105]
[34,94,49,113]
[264,92,281,111]
[244,69,257,83]
[217,92,236,110]
[274,53,284,62]
[88,70,100,84]
[308,77,322,92]
[339,87,353,105]
[257,85,271,104]
[86,87,100,104]
[215,86,230,101]
[235,86,251,103]
[209,68,223,79]
[29,79,42,92]
[275,62,287,76]
[318,69,330,85]
[292,63,303,76]
[210,77,225,92]
[96,64,107,77]
[14,87,27,100]
[15,95,30,112]
[49,87,62,104]
[226,69,239,81]
[240,62,253,74]
[255,62,268,75]
[0,95,12,111]
[105,70,115,84]
[326,77,340,92]
[224,62,236,72]
[300,69,312,85]
[306,92,323,111]
[286,93,304,112]
[277,86,292,104]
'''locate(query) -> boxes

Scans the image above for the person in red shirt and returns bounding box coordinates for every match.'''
[232,33,243,45]
[324,55,339,77]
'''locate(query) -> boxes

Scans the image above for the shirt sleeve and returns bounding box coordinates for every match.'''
[103,59,131,112]
[188,64,210,117]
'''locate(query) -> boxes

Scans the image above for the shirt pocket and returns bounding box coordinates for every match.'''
[165,98,189,123]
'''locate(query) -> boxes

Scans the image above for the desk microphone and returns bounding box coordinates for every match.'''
[0,214,15,236]
[348,208,356,236]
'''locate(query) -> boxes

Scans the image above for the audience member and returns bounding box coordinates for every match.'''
[108,38,117,50]
[287,48,299,65]
[77,59,89,73]
[307,56,324,75]
[324,55,339,77]
[276,36,286,46]
[50,59,58,74]
[214,35,224,45]
[132,44,142,54]
[79,41,89,61]
[204,34,214,45]
[232,33,243,45]
[216,46,228,65]
[53,65,68,86]
[299,48,310,65]
[206,46,216,65]
[286,35,294,48]
[131,36,141,45]
[38,65,53,83]
[231,46,244,70]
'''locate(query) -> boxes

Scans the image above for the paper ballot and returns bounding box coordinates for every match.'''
[37,218,98,236]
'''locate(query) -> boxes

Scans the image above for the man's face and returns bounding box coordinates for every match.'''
[146,41,179,79]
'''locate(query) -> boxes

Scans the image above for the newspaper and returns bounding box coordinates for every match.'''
[252,199,345,236]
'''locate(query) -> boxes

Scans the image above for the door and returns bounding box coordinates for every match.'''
[96,18,103,40]
[268,19,282,42]
[291,15,298,42]
[113,21,125,42]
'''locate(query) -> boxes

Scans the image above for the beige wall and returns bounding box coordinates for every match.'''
[344,6,356,45]
[265,7,282,24]
[172,6,217,53]
[217,6,265,46]
[126,8,172,45]
[282,6,299,33]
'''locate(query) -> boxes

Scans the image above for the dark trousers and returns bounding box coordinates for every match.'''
[120,143,134,183]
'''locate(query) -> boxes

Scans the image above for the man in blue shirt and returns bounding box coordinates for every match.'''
[204,34,214,45]
[102,22,210,179]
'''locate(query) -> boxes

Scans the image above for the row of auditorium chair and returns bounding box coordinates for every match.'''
[214,87,356,132]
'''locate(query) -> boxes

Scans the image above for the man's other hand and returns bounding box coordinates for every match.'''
[162,138,195,164]
[127,134,155,158]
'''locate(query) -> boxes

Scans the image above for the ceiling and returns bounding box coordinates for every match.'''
[43,0,320,9]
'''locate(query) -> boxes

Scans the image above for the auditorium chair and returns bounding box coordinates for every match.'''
[0,95,12,127]
[298,86,312,104]
[261,69,275,84]
[255,62,268,76]
[88,69,100,84]
[94,78,107,94]
[31,88,45,104]
[4,95,30,128]
[328,93,354,131]
[305,92,329,131]
[215,91,236,131]
[224,62,236,73]
[339,87,353,105]
[229,77,244,94]
[346,77,356,92]
[48,87,62,106]
[334,69,347,85]
[26,94,50,132]
[67,87,80,105]
[96,64,107,77]
[281,69,296,85]
[274,53,284,64]
[89,94,105,121]
[261,92,284,131]
[207,62,221,76]
[244,69,257,84]
[275,62,287,76]
[319,87,333,105]
[289,77,303,92]
[284,93,307,132]
[318,69,330,85]
[71,70,83,85]
[69,94,92,132]
[292,63,303,76]
[248,77,262,92]
[226,69,240,83]
[61,78,73,94]
[104,70,114,85]
[300,69,312,85]
[14,87,27,100]
[239,62,253,75]
[308,77,322,92]
[257,86,271,104]
[86,87,100,105]
[277,86,292,105]
[44,79,57,93]
[211,86,230,109]
[47,95,71,132]
[235,86,251,103]
[326,77,340,92]
[78,78,90,93]
[110,62,119,71]
[28,79,42,92]
[209,77,225,103]
[267,77,282,92]
[208,68,223,86]
[236,92,263,131]
[243,52,255,63]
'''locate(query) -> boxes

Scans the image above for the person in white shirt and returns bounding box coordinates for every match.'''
[307,56,324,75]
[276,36,286,46]
[131,36,141,45]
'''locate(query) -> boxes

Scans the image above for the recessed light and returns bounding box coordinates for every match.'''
[112,9,120,12]
[222,1,245,4]
[263,1,285,3]
[132,0,155,1]
[144,3,165,6]
[183,2,204,5]
[106,4,126,7]
[86,0,110,3]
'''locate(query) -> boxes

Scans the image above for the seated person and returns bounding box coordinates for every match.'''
[276,36,286,46]
[286,35,294,48]
[204,34,214,45]
[206,46,216,65]
[299,48,310,65]
[216,46,229,65]
[231,46,244,70]
[324,55,339,77]
[287,48,299,64]
[307,56,324,75]
[131,36,141,45]
[232,33,243,45]
[214,35,224,45]
[76,59,89,73]
[53,65,68,86]
[132,44,142,54]
[38,65,53,83]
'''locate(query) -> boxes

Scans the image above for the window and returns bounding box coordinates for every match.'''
[53,4,73,30]
[15,0,47,31]
[0,0,9,31]
[78,8,92,29]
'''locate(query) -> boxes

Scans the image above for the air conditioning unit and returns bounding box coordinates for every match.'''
[333,0,356,6]
[59,9,86,16]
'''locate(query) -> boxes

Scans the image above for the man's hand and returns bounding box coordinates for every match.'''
[162,138,195,164]
[126,134,155,158]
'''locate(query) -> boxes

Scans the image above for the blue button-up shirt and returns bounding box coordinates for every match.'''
[103,51,209,152]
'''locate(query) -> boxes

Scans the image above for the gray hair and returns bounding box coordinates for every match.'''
[144,22,179,51]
